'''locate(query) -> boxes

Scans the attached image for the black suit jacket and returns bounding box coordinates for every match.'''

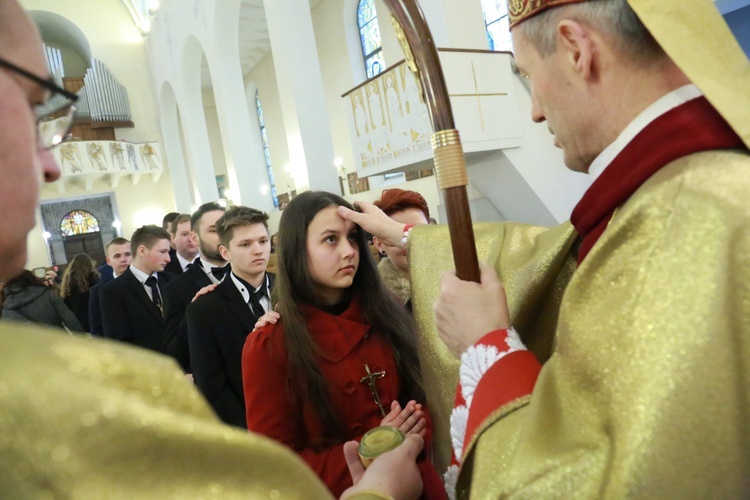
[100,268,171,353]
[88,274,114,337]
[163,250,188,276]
[186,272,275,428]
[162,263,213,372]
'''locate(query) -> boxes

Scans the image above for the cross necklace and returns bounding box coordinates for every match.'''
[331,314,388,417]
[360,363,386,417]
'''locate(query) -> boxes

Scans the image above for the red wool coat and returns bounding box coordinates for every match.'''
[242,299,444,498]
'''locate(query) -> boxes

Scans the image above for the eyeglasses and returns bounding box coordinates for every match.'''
[0,56,79,150]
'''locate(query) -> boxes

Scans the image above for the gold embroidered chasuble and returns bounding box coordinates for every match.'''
[0,325,332,498]
[409,149,750,497]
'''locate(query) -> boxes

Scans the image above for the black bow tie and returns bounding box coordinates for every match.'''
[210,265,229,280]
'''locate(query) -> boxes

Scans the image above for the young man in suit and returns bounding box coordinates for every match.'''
[163,213,199,276]
[186,206,274,428]
[162,202,228,372]
[100,226,172,353]
[89,237,132,336]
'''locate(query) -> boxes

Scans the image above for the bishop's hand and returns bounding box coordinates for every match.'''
[434,262,511,357]
[337,202,403,248]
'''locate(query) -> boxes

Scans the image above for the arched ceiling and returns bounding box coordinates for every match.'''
[201,0,320,89]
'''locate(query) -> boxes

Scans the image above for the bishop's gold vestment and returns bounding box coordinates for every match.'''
[410,149,750,498]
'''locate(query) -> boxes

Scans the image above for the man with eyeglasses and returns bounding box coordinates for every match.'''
[0,1,421,498]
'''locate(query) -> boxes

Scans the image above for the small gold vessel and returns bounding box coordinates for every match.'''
[357,426,405,468]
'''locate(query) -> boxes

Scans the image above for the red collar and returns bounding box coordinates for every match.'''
[303,299,370,363]
[570,96,744,264]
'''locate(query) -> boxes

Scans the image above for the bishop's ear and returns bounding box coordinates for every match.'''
[556,19,595,80]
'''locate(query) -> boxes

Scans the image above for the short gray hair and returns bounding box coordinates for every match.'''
[516,0,663,62]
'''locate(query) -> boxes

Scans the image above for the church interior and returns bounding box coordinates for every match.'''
[18,0,750,271]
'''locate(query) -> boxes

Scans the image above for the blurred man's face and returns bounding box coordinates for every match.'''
[0,1,62,279]
[138,239,171,274]
[106,243,133,277]
[196,210,226,263]
[172,220,198,260]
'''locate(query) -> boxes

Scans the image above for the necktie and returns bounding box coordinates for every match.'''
[144,275,162,311]
[211,265,228,281]
[249,280,267,318]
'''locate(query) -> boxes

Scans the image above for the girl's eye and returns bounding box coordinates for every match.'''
[324,236,336,244]
[347,233,357,241]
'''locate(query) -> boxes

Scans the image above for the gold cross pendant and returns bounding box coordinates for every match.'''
[360,363,386,417]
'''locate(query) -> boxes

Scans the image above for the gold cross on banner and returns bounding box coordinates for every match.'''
[360,363,387,417]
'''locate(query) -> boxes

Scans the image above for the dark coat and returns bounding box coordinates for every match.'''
[63,276,99,333]
[2,284,82,332]
[96,263,113,282]
[186,272,274,428]
[163,249,188,276]
[162,263,213,372]
[88,274,114,337]
[100,268,171,354]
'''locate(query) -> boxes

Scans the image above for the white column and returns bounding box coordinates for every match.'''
[263,0,339,194]
[159,83,193,211]
[178,40,220,205]
[212,0,273,212]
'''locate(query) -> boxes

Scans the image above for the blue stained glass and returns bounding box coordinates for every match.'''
[255,90,278,207]
[482,0,508,21]
[360,19,381,57]
[366,51,385,79]
[358,0,384,78]
[487,16,512,52]
[482,0,513,52]
[357,0,375,27]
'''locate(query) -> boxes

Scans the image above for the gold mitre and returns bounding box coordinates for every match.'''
[507,0,750,149]
[508,0,585,28]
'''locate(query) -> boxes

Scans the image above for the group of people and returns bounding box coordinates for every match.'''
[1,0,748,497]
[1,185,439,497]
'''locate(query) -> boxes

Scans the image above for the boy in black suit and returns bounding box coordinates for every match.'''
[162,202,228,371]
[186,206,274,428]
[100,226,172,353]
[89,237,132,336]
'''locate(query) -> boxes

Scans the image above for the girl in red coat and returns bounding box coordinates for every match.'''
[242,191,444,498]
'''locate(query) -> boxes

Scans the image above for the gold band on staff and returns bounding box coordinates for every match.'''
[431,129,468,190]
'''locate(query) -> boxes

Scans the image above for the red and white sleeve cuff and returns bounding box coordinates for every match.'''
[449,327,540,462]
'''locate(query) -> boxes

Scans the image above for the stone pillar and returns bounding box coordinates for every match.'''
[263,0,339,194]
[159,83,193,211]
[212,0,274,212]
[178,38,220,206]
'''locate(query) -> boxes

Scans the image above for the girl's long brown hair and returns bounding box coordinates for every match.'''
[60,254,99,298]
[274,191,424,444]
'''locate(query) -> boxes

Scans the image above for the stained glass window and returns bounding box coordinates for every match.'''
[358,0,385,79]
[256,90,279,207]
[60,210,100,236]
[482,0,513,52]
